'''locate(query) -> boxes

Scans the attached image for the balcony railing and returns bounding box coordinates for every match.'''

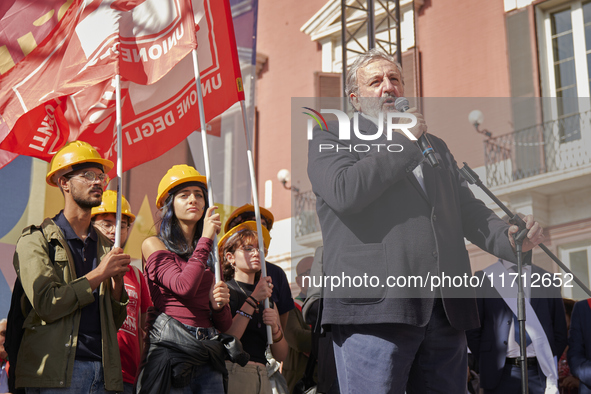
[294,190,321,238]
[484,111,591,187]
[297,112,591,238]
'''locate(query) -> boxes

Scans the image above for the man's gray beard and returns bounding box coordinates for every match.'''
[360,104,381,119]
[359,93,397,118]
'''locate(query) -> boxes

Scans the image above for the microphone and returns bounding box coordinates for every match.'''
[394,97,439,168]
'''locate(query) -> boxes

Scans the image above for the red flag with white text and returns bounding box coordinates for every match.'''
[67,0,245,172]
[0,0,197,162]
[0,0,244,173]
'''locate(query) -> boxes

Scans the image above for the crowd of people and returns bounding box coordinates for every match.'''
[2,141,313,394]
[2,48,591,394]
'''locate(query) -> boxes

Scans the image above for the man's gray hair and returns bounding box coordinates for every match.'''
[344,49,404,99]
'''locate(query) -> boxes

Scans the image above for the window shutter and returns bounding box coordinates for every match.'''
[314,72,342,110]
[401,48,418,98]
[506,7,542,179]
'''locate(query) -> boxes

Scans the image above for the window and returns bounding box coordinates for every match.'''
[540,1,591,141]
[560,243,591,300]
[551,8,578,118]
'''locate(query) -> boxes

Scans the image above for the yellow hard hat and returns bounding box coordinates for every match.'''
[156,165,207,209]
[46,141,113,187]
[224,204,275,232]
[91,190,136,223]
[218,221,271,252]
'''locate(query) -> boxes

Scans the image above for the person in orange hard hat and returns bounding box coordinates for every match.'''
[91,191,152,394]
[138,165,236,394]
[224,205,294,331]
[12,141,130,393]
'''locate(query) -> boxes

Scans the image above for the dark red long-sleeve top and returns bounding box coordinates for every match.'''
[144,237,232,332]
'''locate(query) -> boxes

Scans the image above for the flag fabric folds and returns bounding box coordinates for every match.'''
[0,0,243,173]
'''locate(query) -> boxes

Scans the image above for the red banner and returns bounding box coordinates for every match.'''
[79,0,246,173]
[0,0,196,160]
[0,0,244,173]
[0,1,69,73]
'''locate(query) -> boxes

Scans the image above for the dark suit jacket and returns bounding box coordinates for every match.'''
[466,266,567,390]
[568,299,591,393]
[307,115,518,331]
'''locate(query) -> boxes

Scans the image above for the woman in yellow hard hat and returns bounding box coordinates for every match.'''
[218,222,287,394]
[91,191,152,394]
[138,165,232,394]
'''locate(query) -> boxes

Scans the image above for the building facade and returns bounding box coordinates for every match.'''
[256,0,591,299]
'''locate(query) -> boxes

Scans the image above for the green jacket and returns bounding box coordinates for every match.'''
[13,218,128,391]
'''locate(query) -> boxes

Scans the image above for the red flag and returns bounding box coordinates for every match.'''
[0,0,197,161]
[73,0,246,172]
[0,1,67,71]
[0,0,243,173]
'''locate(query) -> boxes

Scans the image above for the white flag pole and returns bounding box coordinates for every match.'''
[114,74,123,249]
[191,48,222,285]
[238,99,273,345]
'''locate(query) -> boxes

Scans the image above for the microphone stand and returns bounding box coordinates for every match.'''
[458,162,591,394]
[514,224,529,394]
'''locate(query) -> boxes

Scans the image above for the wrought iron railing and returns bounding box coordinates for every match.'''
[294,190,321,238]
[296,113,590,236]
[484,111,591,187]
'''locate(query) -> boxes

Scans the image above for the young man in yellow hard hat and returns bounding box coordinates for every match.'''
[92,190,152,394]
[12,141,130,393]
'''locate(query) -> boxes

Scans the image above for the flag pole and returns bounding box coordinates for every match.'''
[191,48,222,286]
[114,74,123,249]
[238,0,272,344]
[238,99,273,345]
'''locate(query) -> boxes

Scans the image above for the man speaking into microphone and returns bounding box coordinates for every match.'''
[307,48,545,394]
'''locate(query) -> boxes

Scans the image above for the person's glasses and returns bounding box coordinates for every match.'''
[238,246,261,255]
[95,221,129,233]
[68,171,110,187]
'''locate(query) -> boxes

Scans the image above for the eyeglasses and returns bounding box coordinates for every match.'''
[94,221,129,233]
[67,171,110,187]
[237,246,261,255]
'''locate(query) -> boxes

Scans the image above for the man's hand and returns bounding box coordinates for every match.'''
[400,107,427,140]
[86,247,130,291]
[508,214,545,253]
[100,247,131,278]
[560,376,580,389]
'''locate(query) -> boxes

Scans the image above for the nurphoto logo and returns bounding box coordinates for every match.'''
[303,107,417,153]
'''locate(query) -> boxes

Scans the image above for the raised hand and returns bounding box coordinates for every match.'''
[202,206,221,240]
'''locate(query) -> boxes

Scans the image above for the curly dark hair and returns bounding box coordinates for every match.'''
[220,229,259,281]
